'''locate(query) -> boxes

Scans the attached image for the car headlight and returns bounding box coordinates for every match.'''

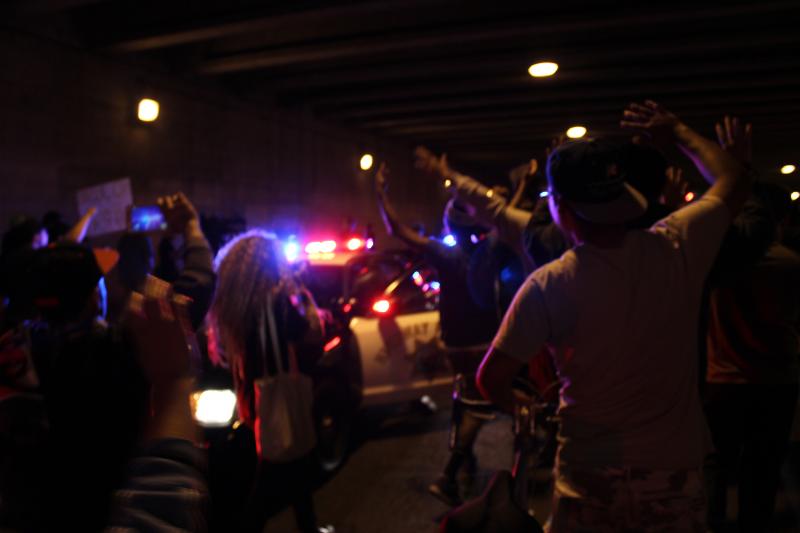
[190,389,237,427]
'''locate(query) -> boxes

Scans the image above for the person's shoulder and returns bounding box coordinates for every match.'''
[528,248,577,287]
[765,243,800,267]
[652,196,729,231]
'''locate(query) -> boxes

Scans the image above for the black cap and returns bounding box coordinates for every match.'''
[546,139,648,224]
[28,243,119,320]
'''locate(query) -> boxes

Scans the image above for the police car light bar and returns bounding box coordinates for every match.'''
[305,240,337,254]
[346,237,365,251]
[284,241,300,262]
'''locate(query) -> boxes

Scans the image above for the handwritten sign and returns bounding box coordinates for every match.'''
[76,178,133,236]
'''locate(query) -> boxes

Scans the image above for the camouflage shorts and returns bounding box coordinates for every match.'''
[547,465,706,532]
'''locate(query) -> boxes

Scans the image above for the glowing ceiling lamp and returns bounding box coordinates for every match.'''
[360,153,374,171]
[528,62,559,78]
[566,126,587,139]
[791,191,799,202]
[137,98,160,122]
[781,164,796,175]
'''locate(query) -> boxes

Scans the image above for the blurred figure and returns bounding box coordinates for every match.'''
[1,216,48,255]
[376,162,501,506]
[106,193,215,330]
[0,244,207,531]
[154,236,181,283]
[41,211,70,243]
[0,242,148,531]
[703,118,800,532]
[117,232,156,292]
[209,230,328,533]
[478,102,751,531]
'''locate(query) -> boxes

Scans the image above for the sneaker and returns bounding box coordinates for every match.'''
[428,474,461,507]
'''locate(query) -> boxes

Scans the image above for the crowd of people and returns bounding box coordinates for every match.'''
[0,100,798,532]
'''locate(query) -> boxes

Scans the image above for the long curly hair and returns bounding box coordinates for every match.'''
[208,230,284,370]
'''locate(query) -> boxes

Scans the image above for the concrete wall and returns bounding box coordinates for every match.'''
[0,28,447,248]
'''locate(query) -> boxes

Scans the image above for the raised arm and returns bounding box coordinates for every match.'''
[413,146,533,256]
[62,207,97,243]
[621,101,751,216]
[158,192,216,330]
[507,159,537,208]
[113,293,206,531]
[375,162,434,250]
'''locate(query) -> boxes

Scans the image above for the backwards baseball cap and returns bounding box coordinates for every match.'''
[443,199,490,236]
[546,139,648,224]
[28,243,119,320]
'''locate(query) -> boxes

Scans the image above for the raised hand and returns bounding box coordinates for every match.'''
[715,116,752,164]
[620,100,683,145]
[157,192,199,235]
[527,158,539,176]
[125,291,194,386]
[661,166,689,209]
[375,162,389,195]
[545,135,567,159]
[414,146,451,178]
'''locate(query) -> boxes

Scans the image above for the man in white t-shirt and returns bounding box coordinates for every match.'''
[477,101,751,532]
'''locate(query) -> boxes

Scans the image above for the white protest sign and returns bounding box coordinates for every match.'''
[76,177,133,236]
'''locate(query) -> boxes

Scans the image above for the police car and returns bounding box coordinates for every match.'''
[191,236,453,470]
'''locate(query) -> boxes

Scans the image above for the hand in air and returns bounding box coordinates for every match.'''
[375,162,389,194]
[660,166,689,209]
[414,146,451,178]
[125,292,194,386]
[157,192,199,235]
[620,100,682,145]
[715,115,752,164]
[545,136,567,159]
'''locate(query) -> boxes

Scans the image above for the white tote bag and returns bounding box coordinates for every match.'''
[254,294,317,463]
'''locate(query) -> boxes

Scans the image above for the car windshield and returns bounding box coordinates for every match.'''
[301,251,422,315]
[344,254,408,314]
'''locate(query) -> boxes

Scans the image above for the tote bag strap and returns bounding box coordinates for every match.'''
[264,291,288,376]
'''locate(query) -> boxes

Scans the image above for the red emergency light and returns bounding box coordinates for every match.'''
[346,237,365,251]
[372,299,392,315]
[324,336,342,352]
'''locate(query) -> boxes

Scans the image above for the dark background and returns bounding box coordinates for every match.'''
[2,0,799,237]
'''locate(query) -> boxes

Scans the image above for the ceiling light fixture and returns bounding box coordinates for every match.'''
[566,126,587,139]
[137,98,159,122]
[528,62,559,78]
[360,153,374,171]
[780,164,796,175]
